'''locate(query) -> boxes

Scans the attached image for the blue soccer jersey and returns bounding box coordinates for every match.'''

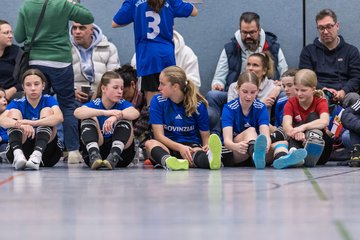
[84,98,133,138]
[222,98,269,134]
[6,95,58,121]
[113,0,194,77]
[274,95,288,127]
[149,94,209,145]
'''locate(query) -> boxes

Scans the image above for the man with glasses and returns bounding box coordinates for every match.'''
[206,12,288,136]
[299,8,360,107]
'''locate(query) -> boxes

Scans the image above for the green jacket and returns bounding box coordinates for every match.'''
[15,0,94,63]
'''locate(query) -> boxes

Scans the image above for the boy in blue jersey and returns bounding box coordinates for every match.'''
[222,72,307,169]
[0,69,64,170]
[145,66,222,171]
[112,0,197,106]
[74,71,140,170]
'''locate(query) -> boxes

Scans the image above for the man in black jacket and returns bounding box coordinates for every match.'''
[299,8,360,108]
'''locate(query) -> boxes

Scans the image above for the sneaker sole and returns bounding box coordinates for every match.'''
[304,142,324,167]
[102,160,113,170]
[273,149,307,169]
[253,134,267,169]
[90,159,103,170]
[25,160,40,170]
[165,157,189,171]
[208,134,222,170]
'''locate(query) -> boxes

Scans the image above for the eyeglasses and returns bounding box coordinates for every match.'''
[317,23,336,32]
[0,31,13,36]
[240,30,258,36]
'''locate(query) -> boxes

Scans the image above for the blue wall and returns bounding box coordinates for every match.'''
[1,0,359,94]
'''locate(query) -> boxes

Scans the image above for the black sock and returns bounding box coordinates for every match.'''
[150,146,170,166]
[111,121,132,155]
[8,128,23,151]
[35,126,52,154]
[193,150,210,169]
[247,140,255,157]
[274,151,287,160]
[270,127,287,143]
[81,119,99,153]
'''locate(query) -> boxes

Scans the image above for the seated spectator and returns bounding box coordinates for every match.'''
[221,72,306,169]
[0,20,22,101]
[206,12,287,135]
[299,8,360,108]
[0,69,64,170]
[283,69,332,167]
[131,30,201,88]
[341,98,360,167]
[74,71,140,170]
[70,22,120,103]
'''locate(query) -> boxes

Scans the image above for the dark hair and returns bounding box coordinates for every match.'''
[240,12,260,29]
[0,19,9,26]
[281,68,298,78]
[21,69,47,85]
[316,9,337,23]
[147,0,166,13]
[114,64,138,88]
[95,71,122,98]
[0,87,5,96]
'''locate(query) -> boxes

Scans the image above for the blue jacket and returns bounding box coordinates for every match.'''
[342,99,360,134]
[299,35,360,94]
[224,31,280,90]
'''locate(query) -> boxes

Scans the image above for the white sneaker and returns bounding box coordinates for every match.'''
[13,151,27,170]
[68,150,83,164]
[26,151,42,170]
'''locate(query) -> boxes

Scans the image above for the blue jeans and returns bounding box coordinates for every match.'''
[32,65,79,151]
[206,90,227,136]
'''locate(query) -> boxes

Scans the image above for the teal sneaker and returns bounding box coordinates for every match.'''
[165,157,189,171]
[207,134,222,170]
[273,148,307,169]
[253,134,267,169]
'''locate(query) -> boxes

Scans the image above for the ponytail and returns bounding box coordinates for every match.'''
[147,0,166,13]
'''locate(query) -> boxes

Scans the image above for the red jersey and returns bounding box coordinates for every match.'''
[283,96,328,126]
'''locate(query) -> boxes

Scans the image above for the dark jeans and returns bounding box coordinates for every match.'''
[32,64,79,151]
[206,90,227,137]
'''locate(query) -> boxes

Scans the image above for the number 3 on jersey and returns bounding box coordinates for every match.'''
[146,11,160,39]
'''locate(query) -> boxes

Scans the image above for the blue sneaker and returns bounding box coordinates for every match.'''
[304,139,324,167]
[207,134,222,170]
[273,149,308,169]
[253,134,267,169]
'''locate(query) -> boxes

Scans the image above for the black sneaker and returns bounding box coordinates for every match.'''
[103,151,122,170]
[89,151,103,170]
[349,144,360,167]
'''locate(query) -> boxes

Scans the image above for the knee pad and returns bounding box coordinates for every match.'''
[80,119,98,144]
[303,129,325,167]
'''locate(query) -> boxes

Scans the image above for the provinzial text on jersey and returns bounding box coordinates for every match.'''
[164,125,195,132]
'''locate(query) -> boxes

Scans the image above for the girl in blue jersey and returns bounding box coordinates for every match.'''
[0,88,8,153]
[222,72,307,169]
[145,66,222,171]
[112,0,198,106]
[74,71,140,170]
[0,69,64,170]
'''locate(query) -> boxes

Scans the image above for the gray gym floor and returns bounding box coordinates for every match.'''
[0,160,359,240]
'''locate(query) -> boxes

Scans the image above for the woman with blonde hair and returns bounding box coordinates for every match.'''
[145,66,222,171]
[283,69,332,167]
[74,71,140,170]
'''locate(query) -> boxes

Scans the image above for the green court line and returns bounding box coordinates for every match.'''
[335,221,353,240]
[302,167,328,201]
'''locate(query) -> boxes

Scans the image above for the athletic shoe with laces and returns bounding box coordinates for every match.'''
[13,152,27,170]
[273,149,307,169]
[103,151,122,170]
[165,156,189,171]
[68,150,84,164]
[89,151,103,170]
[349,144,360,167]
[207,134,222,170]
[253,134,267,169]
[26,151,42,170]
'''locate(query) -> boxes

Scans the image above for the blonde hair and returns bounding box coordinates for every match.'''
[95,71,122,99]
[237,71,260,88]
[295,69,323,98]
[248,51,275,79]
[161,66,208,117]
